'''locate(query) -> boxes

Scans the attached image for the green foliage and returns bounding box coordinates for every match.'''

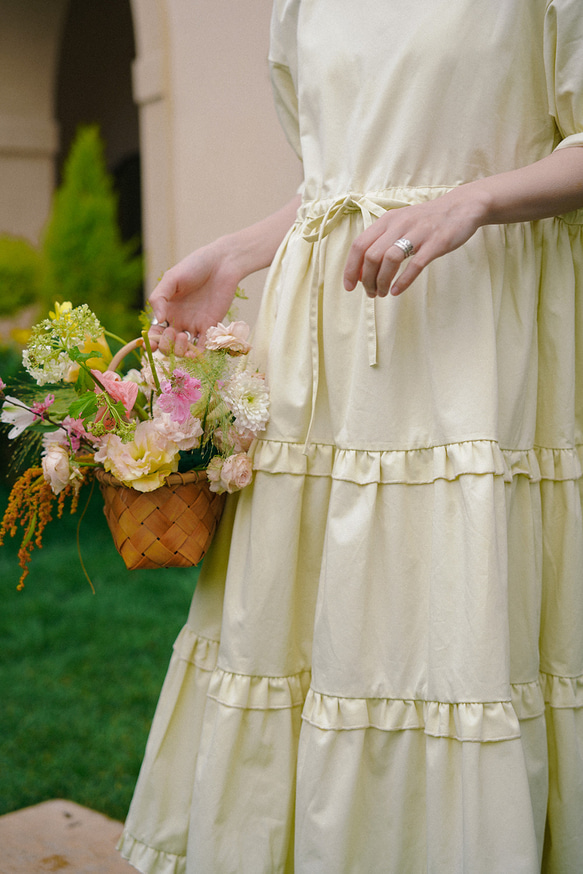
[0,237,43,316]
[0,483,197,820]
[42,126,143,337]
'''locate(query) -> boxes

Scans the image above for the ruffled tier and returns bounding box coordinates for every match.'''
[302,690,522,741]
[250,437,583,485]
[540,671,583,710]
[162,629,583,728]
[121,627,583,874]
[119,438,583,872]
[117,832,182,874]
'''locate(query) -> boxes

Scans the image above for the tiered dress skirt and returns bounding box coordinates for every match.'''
[119,190,583,873]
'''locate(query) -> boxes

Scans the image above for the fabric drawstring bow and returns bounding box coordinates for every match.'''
[299,191,407,453]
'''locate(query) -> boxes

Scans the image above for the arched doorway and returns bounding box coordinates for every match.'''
[56,0,142,250]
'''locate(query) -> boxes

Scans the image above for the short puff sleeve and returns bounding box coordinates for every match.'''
[269,0,302,162]
[544,0,583,150]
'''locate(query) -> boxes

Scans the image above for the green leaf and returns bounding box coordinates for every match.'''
[68,394,99,419]
[68,347,103,364]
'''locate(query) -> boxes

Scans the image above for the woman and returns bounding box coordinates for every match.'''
[119,2,583,871]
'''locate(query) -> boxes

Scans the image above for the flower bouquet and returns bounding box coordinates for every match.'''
[0,302,269,586]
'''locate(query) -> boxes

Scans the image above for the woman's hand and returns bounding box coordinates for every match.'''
[343,187,485,298]
[149,238,241,355]
[148,194,302,355]
[344,147,583,298]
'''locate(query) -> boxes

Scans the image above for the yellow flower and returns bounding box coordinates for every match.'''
[65,332,113,382]
[49,301,73,320]
[94,420,179,492]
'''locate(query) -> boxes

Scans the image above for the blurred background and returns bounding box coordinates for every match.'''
[0,0,302,330]
[0,0,301,821]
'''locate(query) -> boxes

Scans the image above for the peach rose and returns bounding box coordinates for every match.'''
[205,321,252,355]
[219,452,253,493]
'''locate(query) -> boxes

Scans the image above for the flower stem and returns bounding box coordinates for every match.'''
[141,330,162,394]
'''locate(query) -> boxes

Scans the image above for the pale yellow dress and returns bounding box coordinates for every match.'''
[119,2,583,872]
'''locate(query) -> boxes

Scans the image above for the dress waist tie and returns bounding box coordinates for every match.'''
[300,192,401,453]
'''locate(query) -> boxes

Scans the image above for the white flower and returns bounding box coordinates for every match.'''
[22,347,70,385]
[221,371,270,433]
[22,304,104,385]
[1,396,35,438]
[42,429,68,450]
[48,303,103,349]
[124,368,146,387]
[207,456,226,494]
[152,410,203,451]
[42,444,72,495]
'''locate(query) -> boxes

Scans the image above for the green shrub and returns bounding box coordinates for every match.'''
[42,126,143,338]
[0,237,43,317]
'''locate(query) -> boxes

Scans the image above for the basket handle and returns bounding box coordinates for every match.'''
[107,337,144,372]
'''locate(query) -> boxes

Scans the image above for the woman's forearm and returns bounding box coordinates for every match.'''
[344,145,583,298]
[220,194,302,281]
[470,146,583,227]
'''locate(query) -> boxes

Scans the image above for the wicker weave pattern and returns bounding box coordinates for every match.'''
[96,469,226,570]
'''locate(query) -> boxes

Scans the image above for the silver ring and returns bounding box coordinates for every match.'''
[393,238,415,259]
[150,317,168,328]
[184,330,194,343]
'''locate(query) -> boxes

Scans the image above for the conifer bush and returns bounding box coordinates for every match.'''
[42,125,143,336]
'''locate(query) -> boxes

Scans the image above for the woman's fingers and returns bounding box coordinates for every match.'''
[344,193,480,298]
[363,239,413,297]
[343,221,385,291]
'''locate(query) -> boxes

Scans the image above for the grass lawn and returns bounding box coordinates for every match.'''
[0,481,199,822]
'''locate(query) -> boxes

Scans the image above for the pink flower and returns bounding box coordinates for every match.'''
[157,368,202,424]
[0,376,5,393]
[91,369,139,414]
[205,321,252,355]
[62,416,92,452]
[31,393,55,421]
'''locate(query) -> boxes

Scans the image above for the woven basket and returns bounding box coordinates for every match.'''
[96,468,226,570]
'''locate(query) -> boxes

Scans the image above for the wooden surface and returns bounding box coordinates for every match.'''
[0,799,135,873]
